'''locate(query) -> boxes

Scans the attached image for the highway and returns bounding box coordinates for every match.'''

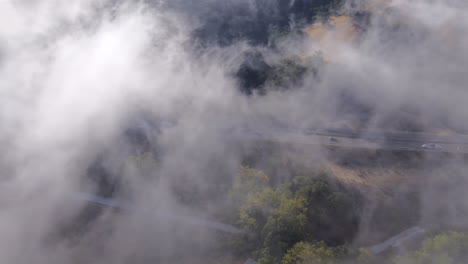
[240,128,468,154]
[138,118,468,153]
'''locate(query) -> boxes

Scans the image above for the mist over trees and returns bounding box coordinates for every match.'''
[227,166,362,263]
[1,0,468,263]
[394,232,468,264]
[188,0,344,46]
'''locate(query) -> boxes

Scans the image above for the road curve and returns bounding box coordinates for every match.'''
[71,192,242,234]
[367,226,426,255]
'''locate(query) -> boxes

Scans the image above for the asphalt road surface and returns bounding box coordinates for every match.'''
[72,192,242,234]
[367,226,426,254]
[243,129,468,154]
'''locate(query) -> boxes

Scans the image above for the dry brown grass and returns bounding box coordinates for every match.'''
[327,163,422,192]
[304,15,358,43]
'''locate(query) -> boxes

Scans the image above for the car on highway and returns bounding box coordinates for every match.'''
[421,143,442,150]
[328,137,339,143]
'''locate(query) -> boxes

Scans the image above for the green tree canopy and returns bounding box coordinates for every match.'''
[394,232,468,264]
[282,241,338,264]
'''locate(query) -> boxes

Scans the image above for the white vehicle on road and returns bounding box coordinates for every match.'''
[421,143,442,150]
